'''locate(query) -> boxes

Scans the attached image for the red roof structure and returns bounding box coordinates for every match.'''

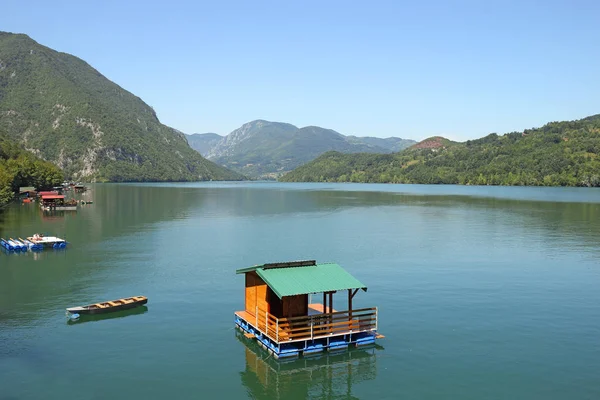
[41,195,65,200]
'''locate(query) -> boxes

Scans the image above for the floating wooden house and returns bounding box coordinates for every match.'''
[39,194,77,211]
[234,260,383,359]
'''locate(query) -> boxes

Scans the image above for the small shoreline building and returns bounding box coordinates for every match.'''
[19,186,37,197]
[39,193,77,211]
[234,260,383,359]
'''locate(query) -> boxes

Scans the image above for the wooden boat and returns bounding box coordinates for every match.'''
[67,305,148,324]
[66,296,148,315]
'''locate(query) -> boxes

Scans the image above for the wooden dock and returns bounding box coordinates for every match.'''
[26,235,67,249]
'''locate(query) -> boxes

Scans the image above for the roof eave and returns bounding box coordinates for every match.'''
[235,266,260,274]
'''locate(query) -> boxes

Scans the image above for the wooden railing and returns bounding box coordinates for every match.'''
[253,306,377,343]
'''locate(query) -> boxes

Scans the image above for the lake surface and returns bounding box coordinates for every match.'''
[1,182,600,399]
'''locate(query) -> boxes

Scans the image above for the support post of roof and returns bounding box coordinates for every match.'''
[323,292,326,313]
[348,288,359,326]
[329,292,333,328]
[348,289,352,327]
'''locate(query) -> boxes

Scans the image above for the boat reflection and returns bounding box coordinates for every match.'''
[2,247,67,260]
[67,305,148,325]
[236,329,382,400]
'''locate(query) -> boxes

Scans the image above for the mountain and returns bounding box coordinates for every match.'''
[0,32,244,182]
[280,114,600,187]
[345,135,415,152]
[197,120,415,178]
[186,132,222,156]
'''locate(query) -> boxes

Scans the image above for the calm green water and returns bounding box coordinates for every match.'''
[1,182,600,399]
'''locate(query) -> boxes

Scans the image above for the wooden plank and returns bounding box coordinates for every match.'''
[286,319,377,339]
[281,305,375,322]
[376,334,385,339]
[244,332,256,339]
[284,314,377,332]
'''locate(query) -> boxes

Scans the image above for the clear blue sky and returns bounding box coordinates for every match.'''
[2,0,599,141]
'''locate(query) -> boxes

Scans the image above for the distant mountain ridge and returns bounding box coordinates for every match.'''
[0,32,243,182]
[280,114,600,187]
[186,120,415,178]
[186,133,222,156]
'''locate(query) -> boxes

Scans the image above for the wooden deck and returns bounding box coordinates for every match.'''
[235,302,377,344]
[308,303,337,314]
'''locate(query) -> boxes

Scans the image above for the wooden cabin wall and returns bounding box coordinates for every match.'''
[267,288,283,318]
[256,281,269,314]
[245,272,258,315]
[245,272,270,315]
[282,294,308,318]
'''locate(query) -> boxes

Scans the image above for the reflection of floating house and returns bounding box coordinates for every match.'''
[237,329,379,399]
[235,260,383,359]
[40,194,77,211]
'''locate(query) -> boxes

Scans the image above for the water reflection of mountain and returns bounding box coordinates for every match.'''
[236,330,381,400]
[191,185,600,257]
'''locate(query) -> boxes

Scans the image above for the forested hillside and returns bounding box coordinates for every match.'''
[281,114,600,186]
[0,32,243,182]
[0,133,63,206]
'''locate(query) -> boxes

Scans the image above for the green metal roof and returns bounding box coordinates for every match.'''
[236,261,367,298]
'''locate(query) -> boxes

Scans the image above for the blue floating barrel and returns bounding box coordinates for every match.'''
[8,239,25,251]
[60,242,66,249]
[20,238,34,251]
[12,239,27,251]
[53,243,59,249]
[2,238,15,251]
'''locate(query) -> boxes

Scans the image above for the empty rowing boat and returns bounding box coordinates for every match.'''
[66,296,148,315]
